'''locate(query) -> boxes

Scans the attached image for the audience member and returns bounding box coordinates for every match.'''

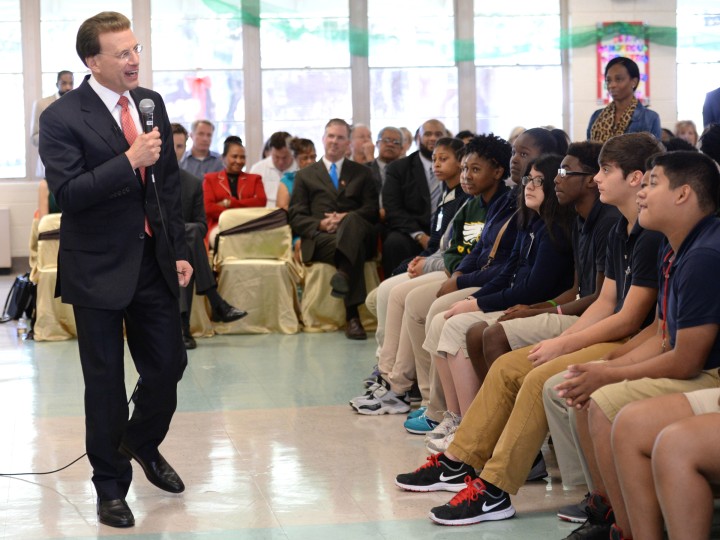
[350,137,471,414]
[381,119,446,277]
[508,126,525,146]
[394,132,664,529]
[660,127,675,143]
[349,123,374,164]
[422,154,574,436]
[587,56,661,143]
[276,138,316,211]
[289,118,379,340]
[617,388,720,540]
[180,119,224,178]
[171,123,246,349]
[663,136,698,152]
[368,126,404,212]
[552,151,720,540]
[249,131,296,207]
[702,85,720,128]
[399,127,413,156]
[204,135,266,247]
[674,119,698,146]
[30,70,74,178]
[456,130,475,144]
[699,123,720,165]
[403,128,564,437]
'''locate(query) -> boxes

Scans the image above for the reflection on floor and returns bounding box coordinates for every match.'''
[0,275,599,539]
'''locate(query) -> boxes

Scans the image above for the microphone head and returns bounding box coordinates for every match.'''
[139,98,155,115]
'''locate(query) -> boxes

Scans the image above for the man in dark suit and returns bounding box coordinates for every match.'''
[703,86,720,128]
[367,126,404,215]
[381,119,446,277]
[289,118,379,340]
[39,12,190,528]
[171,123,247,349]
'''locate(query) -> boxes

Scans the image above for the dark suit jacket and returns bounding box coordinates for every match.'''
[288,159,378,257]
[382,150,432,235]
[703,87,720,128]
[367,159,382,197]
[39,75,186,310]
[180,168,207,236]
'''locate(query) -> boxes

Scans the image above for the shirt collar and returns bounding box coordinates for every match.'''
[88,75,133,115]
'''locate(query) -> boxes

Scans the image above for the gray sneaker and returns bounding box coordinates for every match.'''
[351,379,410,415]
[557,492,591,523]
[526,452,548,482]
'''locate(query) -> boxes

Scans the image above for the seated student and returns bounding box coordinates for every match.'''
[394,132,664,528]
[551,151,720,540]
[466,142,618,380]
[275,138,317,211]
[615,388,720,540]
[204,136,267,247]
[403,127,568,436]
[421,154,575,442]
[350,135,507,414]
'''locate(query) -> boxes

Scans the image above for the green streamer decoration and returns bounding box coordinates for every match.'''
[560,23,677,50]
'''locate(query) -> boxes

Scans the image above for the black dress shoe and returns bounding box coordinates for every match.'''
[345,317,367,340]
[211,301,248,323]
[330,271,350,298]
[183,334,197,350]
[97,498,134,528]
[119,443,185,493]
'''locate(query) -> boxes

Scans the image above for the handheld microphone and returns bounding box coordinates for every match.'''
[139,98,155,134]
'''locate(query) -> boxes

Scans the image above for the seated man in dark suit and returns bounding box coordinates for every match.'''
[381,119,447,277]
[172,124,246,349]
[289,118,379,340]
[367,126,404,219]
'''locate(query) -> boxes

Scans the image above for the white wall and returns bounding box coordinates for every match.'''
[568,0,677,139]
[0,181,39,260]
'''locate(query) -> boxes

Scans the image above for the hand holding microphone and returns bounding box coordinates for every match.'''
[126,99,160,171]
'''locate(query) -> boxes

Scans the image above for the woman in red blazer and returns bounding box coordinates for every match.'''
[204,135,267,245]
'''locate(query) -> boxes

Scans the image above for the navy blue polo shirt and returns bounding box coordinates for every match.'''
[605,216,663,328]
[658,215,720,369]
[573,199,620,298]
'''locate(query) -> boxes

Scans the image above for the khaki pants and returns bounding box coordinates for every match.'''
[377,272,447,394]
[448,341,621,494]
[405,286,479,422]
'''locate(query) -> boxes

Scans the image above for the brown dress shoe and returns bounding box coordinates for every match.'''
[345,317,367,340]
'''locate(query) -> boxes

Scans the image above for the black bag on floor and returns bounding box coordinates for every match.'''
[0,273,36,323]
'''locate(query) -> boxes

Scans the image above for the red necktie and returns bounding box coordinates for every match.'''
[118,96,151,235]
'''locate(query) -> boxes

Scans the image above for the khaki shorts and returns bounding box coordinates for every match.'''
[498,313,579,350]
[593,368,720,422]
[685,387,720,415]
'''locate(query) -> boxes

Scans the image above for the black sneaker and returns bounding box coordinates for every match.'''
[563,492,615,539]
[395,453,477,493]
[558,492,591,523]
[429,478,516,526]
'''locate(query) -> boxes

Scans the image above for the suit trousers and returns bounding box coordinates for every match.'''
[73,237,186,501]
[447,341,620,495]
[181,222,214,315]
[310,212,376,308]
[405,285,478,422]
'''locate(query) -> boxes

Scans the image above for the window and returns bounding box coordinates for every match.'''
[676,0,720,129]
[152,0,244,154]
[0,0,23,178]
[260,0,351,146]
[368,0,457,138]
[474,1,562,139]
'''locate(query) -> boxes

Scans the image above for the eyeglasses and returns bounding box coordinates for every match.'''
[558,168,592,178]
[378,137,402,146]
[98,43,143,62]
[521,175,544,187]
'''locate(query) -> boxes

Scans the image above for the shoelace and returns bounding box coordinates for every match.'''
[415,453,442,471]
[447,476,485,506]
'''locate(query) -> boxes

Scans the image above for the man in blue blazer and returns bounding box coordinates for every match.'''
[39,11,191,528]
[289,118,379,340]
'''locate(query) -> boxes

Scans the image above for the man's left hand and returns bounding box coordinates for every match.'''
[176,260,193,287]
[554,362,610,408]
[444,298,480,319]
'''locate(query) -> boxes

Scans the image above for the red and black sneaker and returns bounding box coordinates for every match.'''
[429,477,516,526]
[395,453,477,492]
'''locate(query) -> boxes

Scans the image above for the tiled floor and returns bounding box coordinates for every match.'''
[0,274,598,539]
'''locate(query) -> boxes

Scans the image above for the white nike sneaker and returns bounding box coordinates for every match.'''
[426,431,455,454]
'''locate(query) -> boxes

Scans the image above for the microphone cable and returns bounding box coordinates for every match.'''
[0,379,140,477]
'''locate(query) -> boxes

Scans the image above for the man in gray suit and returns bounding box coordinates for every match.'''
[289,118,379,340]
[30,70,74,178]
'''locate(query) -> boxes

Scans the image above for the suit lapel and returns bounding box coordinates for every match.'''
[79,80,128,158]
[313,161,336,192]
